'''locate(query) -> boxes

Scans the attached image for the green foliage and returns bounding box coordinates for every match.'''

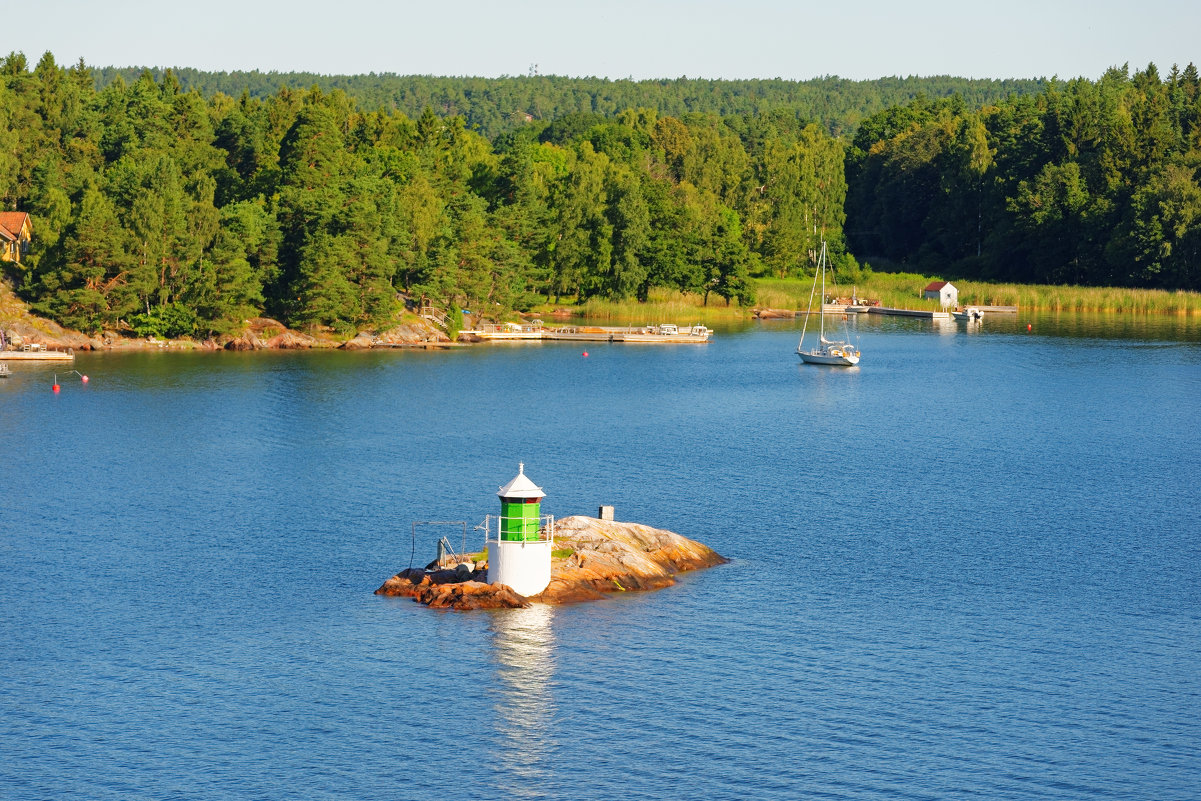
[846,64,1201,291]
[91,69,1047,140]
[3,53,1196,345]
[128,302,196,338]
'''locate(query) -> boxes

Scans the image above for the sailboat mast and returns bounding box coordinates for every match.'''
[819,241,827,342]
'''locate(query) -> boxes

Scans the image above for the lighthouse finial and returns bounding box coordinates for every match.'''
[519,461,524,474]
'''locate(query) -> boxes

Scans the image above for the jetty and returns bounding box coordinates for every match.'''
[864,304,1017,318]
[758,302,1016,320]
[462,322,712,343]
[0,346,74,361]
[867,307,952,319]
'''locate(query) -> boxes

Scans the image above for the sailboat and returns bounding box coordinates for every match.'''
[796,241,861,366]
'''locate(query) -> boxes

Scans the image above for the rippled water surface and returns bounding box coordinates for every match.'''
[3,313,1200,800]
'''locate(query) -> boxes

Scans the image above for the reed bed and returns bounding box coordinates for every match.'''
[531,278,1201,321]
[952,282,1201,314]
[755,275,1201,315]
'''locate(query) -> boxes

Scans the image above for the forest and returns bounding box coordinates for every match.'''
[91,67,1046,139]
[846,63,1201,290]
[2,52,1199,340]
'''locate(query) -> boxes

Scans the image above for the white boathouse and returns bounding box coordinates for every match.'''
[923,281,958,309]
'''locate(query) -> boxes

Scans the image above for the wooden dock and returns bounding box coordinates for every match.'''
[462,324,712,343]
[0,348,75,361]
[541,327,622,342]
[867,307,952,319]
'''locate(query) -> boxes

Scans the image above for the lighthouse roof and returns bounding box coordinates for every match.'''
[497,462,545,499]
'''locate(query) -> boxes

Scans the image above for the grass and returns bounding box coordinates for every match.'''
[551,548,575,560]
[1,277,69,335]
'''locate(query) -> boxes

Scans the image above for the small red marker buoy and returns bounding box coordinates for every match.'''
[1027,323,1032,331]
[81,375,89,383]
[582,351,589,357]
[52,383,60,393]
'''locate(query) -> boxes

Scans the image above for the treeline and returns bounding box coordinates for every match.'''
[6,51,1198,340]
[92,67,1046,139]
[2,51,850,337]
[846,63,1201,289]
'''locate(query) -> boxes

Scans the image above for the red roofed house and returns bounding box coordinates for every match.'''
[922,280,957,309]
[0,212,32,265]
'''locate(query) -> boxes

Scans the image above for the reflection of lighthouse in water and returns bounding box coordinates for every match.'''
[489,605,556,789]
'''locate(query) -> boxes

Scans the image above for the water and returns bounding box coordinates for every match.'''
[3,313,1200,800]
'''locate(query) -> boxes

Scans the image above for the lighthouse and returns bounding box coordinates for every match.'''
[486,463,553,597]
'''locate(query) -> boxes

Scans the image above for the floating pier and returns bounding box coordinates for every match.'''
[0,348,74,361]
[462,323,712,343]
[867,307,952,319]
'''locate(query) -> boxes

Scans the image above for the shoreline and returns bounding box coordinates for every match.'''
[7,295,1201,359]
[0,314,456,355]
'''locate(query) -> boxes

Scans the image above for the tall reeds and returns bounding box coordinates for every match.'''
[756,276,1201,315]
[530,278,1201,321]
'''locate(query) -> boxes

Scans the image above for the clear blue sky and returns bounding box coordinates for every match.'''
[12,0,1198,81]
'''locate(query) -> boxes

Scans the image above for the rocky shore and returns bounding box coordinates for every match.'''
[375,515,727,610]
[0,313,453,353]
[1,280,457,352]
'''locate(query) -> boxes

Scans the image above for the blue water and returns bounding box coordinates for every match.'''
[3,314,1200,800]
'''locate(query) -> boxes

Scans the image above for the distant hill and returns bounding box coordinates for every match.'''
[91,68,1047,138]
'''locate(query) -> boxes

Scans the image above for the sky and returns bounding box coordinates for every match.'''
[10,0,1198,82]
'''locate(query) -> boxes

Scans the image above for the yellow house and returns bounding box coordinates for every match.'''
[0,212,32,265]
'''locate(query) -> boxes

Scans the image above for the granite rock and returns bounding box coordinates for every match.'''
[375,515,725,611]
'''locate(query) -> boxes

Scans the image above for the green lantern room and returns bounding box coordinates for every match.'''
[497,462,546,541]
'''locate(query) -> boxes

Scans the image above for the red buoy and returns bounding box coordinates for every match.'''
[582,351,589,357]
[1027,323,1032,331]
[52,384,60,393]
[81,375,89,383]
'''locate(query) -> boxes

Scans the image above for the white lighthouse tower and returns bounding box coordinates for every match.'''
[486,463,553,597]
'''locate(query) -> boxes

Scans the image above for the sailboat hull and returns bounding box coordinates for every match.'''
[798,348,859,366]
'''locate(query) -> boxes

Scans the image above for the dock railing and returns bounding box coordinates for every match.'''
[475,321,544,334]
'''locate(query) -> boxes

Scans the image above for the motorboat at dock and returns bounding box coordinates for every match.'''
[618,324,712,343]
[952,306,984,322]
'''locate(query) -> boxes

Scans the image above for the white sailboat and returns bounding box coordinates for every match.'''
[797,241,861,366]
